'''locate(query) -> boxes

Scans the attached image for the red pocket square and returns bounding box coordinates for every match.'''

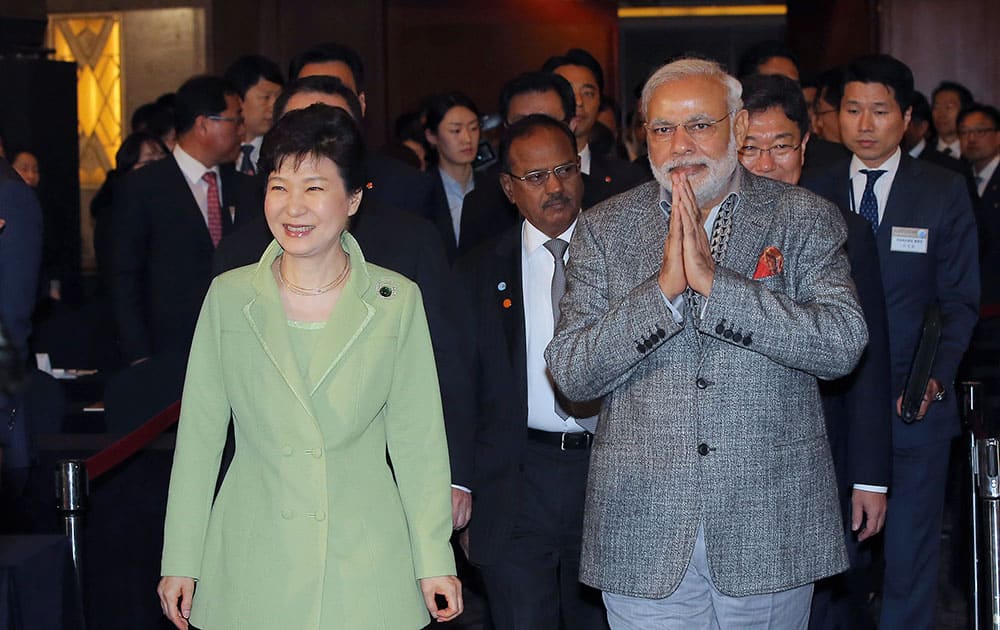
[753,246,784,280]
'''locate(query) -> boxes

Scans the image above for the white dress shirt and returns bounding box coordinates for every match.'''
[908,138,926,159]
[849,147,902,225]
[438,168,475,242]
[522,218,586,433]
[172,144,224,225]
[578,143,592,176]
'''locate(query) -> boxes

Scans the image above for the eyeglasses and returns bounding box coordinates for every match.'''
[207,114,245,126]
[645,110,735,143]
[506,160,580,187]
[958,128,998,138]
[738,142,803,159]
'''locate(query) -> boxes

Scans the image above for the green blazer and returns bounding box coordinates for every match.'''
[161,233,456,629]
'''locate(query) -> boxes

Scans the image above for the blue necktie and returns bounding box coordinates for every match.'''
[858,169,886,235]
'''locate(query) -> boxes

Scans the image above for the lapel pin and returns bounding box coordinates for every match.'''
[604,176,612,183]
[502,298,512,309]
[366,181,374,190]
[497,281,507,291]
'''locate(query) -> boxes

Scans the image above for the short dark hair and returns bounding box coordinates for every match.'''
[815,67,846,111]
[500,113,577,174]
[843,54,914,114]
[393,111,424,144]
[909,91,932,125]
[224,54,285,98]
[258,103,367,193]
[736,40,800,80]
[423,92,480,135]
[498,71,575,125]
[274,75,364,123]
[131,99,176,139]
[287,42,365,91]
[957,103,1000,131]
[173,76,239,135]
[932,81,974,110]
[115,131,168,173]
[542,48,605,94]
[740,73,810,138]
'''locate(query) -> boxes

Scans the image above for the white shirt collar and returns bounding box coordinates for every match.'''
[936,136,961,157]
[172,143,219,186]
[908,138,926,158]
[522,217,578,259]
[578,143,592,176]
[849,146,902,180]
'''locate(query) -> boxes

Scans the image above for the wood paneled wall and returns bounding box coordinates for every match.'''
[880,0,1000,108]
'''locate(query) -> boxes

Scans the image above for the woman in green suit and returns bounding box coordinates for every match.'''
[157,104,461,629]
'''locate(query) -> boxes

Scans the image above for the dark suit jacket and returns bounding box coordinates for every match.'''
[820,208,892,494]
[452,223,530,565]
[976,166,1000,306]
[802,154,980,447]
[456,154,649,259]
[212,197,477,488]
[110,155,258,363]
[364,152,439,222]
[802,137,851,179]
[0,159,42,359]
[427,166,491,264]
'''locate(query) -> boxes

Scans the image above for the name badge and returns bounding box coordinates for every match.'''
[890,226,929,254]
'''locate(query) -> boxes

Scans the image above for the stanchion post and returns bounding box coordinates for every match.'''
[977,434,1000,630]
[965,381,984,630]
[55,458,88,627]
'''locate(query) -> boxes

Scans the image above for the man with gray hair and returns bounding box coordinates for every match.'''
[545,58,869,627]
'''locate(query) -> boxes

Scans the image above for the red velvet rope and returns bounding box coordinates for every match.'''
[85,401,181,481]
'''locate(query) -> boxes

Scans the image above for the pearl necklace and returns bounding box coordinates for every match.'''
[276,253,351,296]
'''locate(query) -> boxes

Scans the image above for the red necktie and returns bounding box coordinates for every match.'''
[201,171,223,246]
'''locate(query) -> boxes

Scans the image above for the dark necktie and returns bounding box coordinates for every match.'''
[858,169,886,235]
[941,146,953,157]
[201,171,224,246]
[239,145,255,176]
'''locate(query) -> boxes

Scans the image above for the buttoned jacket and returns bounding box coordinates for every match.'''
[546,171,867,598]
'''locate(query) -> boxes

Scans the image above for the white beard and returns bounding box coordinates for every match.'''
[650,131,739,208]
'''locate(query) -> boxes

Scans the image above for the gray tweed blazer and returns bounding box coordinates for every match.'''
[545,170,867,599]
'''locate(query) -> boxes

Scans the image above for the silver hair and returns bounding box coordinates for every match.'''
[640,58,743,120]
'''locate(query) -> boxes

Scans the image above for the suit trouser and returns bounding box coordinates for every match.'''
[478,439,608,630]
[879,439,951,630]
[602,526,813,630]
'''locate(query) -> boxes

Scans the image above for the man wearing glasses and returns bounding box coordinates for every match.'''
[739,72,891,629]
[546,58,868,628]
[454,114,608,629]
[111,75,258,379]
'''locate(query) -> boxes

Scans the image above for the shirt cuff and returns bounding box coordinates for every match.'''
[853,484,888,493]
[451,484,472,494]
[660,290,685,324]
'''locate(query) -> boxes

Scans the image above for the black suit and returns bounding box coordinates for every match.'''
[975,167,1000,306]
[803,137,851,178]
[803,153,980,630]
[456,153,648,259]
[810,208,892,630]
[212,198,477,489]
[427,166,491,264]
[364,152,439,222]
[454,224,607,630]
[110,155,257,364]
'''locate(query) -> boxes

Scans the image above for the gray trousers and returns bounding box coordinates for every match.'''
[603,526,813,629]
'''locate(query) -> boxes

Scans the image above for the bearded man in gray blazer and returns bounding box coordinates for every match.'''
[545,58,869,629]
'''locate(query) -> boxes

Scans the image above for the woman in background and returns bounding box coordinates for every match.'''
[423,91,484,262]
